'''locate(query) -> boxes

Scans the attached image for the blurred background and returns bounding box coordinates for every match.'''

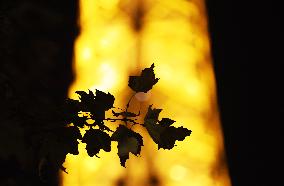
[0,0,259,186]
[64,0,230,186]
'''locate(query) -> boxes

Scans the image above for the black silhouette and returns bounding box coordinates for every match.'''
[111,125,144,167]
[52,64,192,170]
[128,64,159,93]
[144,105,192,150]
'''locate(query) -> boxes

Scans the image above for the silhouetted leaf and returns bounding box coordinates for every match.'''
[159,118,175,127]
[75,89,115,124]
[128,63,159,93]
[82,128,111,157]
[71,115,88,128]
[33,63,193,173]
[159,127,192,149]
[144,105,191,149]
[75,90,95,112]
[94,89,115,111]
[60,126,82,155]
[64,98,81,114]
[39,126,81,173]
[111,125,143,167]
[61,99,88,127]
[76,90,95,103]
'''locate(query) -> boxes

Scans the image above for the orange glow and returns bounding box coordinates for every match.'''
[63,0,231,186]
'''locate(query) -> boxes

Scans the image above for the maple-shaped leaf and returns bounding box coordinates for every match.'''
[144,105,191,150]
[91,90,115,124]
[75,89,115,123]
[70,115,88,128]
[76,90,95,102]
[60,126,82,155]
[64,98,81,114]
[128,63,159,93]
[62,100,88,127]
[82,128,111,157]
[61,98,85,126]
[75,90,95,112]
[111,125,143,167]
[159,118,175,127]
[39,126,81,174]
[94,89,115,111]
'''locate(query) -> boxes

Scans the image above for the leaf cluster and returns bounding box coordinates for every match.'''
[38,63,192,174]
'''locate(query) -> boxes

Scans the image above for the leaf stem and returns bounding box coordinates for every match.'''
[124,93,136,126]
[126,93,136,112]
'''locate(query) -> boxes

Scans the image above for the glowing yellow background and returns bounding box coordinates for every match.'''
[63,0,231,186]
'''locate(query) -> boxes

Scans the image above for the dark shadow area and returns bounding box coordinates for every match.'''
[206,1,250,185]
[206,1,282,186]
[2,0,281,185]
[0,0,78,185]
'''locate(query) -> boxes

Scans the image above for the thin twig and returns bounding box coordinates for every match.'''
[104,118,140,125]
[125,93,136,113]
[84,117,141,126]
[124,93,136,126]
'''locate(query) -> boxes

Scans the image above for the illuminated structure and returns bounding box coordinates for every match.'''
[63,0,231,186]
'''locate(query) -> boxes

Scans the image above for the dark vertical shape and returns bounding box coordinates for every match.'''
[206,1,284,185]
[0,0,79,185]
[205,1,250,186]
